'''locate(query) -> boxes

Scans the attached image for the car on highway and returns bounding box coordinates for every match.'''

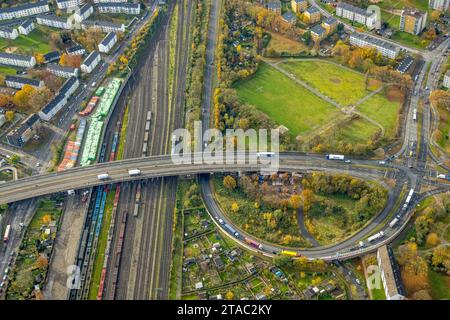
[218,219,224,224]
[378,161,386,165]
[344,160,352,164]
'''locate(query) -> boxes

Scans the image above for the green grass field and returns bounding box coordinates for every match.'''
[234,62,340,137]
[380,10,401,30]
[0,27,52,55]
[378,0,429,12]
[391,31,429,50]
[0,65,19,75]
[337,118,380,145]
[357,92,401,139]
[279,60,377,105]
[428,269,450,300]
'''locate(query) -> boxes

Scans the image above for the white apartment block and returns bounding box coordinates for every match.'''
[377,246,406,300]
[18,19,35,35]
[55,0,85,10]
[0,52,36,68]
[0,1,49,21]
[336,2,378,29]
[0,28,18,40]
[429,0,449,10]
[98,31,117,53]
[81,51,101,73]
[74,3,94,23]
[36,14,72,30]
[97,3,141,15]
[5,75,44,90]
[350,33,399,59]
[443,70,450,88]
[47,63,80,78]
[81,20,125,33]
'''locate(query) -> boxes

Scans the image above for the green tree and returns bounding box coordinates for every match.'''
[8,155,20,166]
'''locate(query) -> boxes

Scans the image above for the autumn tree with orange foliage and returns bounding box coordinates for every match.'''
[13,84,36,109]
[37,255,49,268]
[60,53,82,68]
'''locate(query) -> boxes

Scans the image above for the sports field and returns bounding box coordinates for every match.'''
[279,60,379,105]
[234,62,340,137]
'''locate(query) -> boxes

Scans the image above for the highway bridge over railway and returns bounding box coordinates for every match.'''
[0,152,406,205]
[2,150,447,261]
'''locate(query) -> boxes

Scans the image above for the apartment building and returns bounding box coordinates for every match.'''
[267,1,282,14]
[74,3,94,23]
[81,51,101,73]
[0,27,18,40]
[336,2,378,29]
[322,16,338,35]
[47,63,79,78]
[429,0,449,11]
[350,32,399,59]
[0,52,36,68]
[282,12,297,24]
[67,44,86,56]
[399,7,427,35]
[55,0,85,10]
[43,51,61,63]
[0,1,49,21]
[98,31,118,53]
[377,245,406,300]
[81,20,125,33]
[310,24,326,42]
[39,76,80,121]
[304,6,321,24]
[5,75,44,89]
[291,0,308,13]
[36,14,72,30]
[97,3,141,15]
[18,19,35,35]
[7,113,41,147]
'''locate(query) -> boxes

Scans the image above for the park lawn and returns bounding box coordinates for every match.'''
[428,269,450,300]
[0,65,19,75]
[391,31,429,50]
[371,272,387,300]
[88,189,116,300]
[309,194,361,245]
[0,27,52,55]
[378,0,429,12]
[336,117,381,145]
[380,10,401,29]
[235,62,339,137]
[435,104,450,154]
[279,60,376,105]
[266,32,309,54]
[357,92,401,139]
[309,188,386,246]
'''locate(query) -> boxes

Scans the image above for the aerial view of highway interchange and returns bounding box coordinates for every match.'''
[0,0,449,306]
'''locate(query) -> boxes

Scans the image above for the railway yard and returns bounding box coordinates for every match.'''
[0,0,449,304]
